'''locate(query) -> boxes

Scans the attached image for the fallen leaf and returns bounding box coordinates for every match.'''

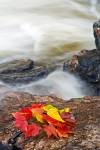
[44,125,58,138]
[19,107,32,120]
[25,124,41,138]
[59,107,70,113]
[43,105,65,122]
[31,108,44,123]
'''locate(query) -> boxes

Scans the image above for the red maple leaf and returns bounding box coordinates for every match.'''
[31,103,44,108]
[42,114,64,127]
[13,112,28,132]
[56,124,74,138]
[24,124,41,138]
[56,127,68,138]
[44,125,58,138]
[44,124,72,138]
[61,112,76,127]
[13,112,41,138]
[19,107,32,120]
[42,114,75,138]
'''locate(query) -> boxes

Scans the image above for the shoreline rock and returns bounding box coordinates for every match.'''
[63,49,100,95]
[93,20,100,50]
[0,59,55,85]
[0,92,100,150]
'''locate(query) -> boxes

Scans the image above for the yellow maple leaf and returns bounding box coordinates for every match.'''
[47,109,65,122]
[47,108,65,122]
[59,107,70,114]
[43,104,58,112]
[43,104,66,122]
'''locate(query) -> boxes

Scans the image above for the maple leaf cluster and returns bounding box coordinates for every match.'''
[12,103,76,138]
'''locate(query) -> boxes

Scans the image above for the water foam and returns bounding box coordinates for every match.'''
[18,70,89,100]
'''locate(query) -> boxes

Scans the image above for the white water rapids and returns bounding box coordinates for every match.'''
[0,0,99,99]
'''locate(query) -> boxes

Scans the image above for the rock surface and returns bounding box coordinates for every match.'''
[63,49,100,95]
[0,59,53,84]
[93,20,100,50]
[0,92,100,150]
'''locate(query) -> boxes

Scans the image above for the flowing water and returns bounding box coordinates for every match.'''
[0,0,100,99]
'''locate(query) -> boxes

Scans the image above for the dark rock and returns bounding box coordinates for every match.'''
[63,49,100,95]
[0,142,12,150]
[0,59,53,84]
[76,50,100,83]
[93,20,100,50]
[0,59,34,74]
[0,92,100,150]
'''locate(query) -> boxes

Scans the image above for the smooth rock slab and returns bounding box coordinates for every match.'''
[0,59,51,84]
[0,92,100,150]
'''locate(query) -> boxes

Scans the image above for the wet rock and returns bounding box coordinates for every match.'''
[63,49,100,95]
[0,59,34,74]
[93,20,100,50]
[0,92,100,150]
[0,59,52,84]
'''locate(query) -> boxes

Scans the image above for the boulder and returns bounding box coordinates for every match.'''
[0,59,53,84]
[63,49,100,95]
[0,92,100,150]
[93,20,100,50]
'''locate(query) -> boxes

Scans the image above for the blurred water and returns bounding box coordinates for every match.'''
[0,0,99,61]
[17,71,90,99]
[0,0,99,99]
